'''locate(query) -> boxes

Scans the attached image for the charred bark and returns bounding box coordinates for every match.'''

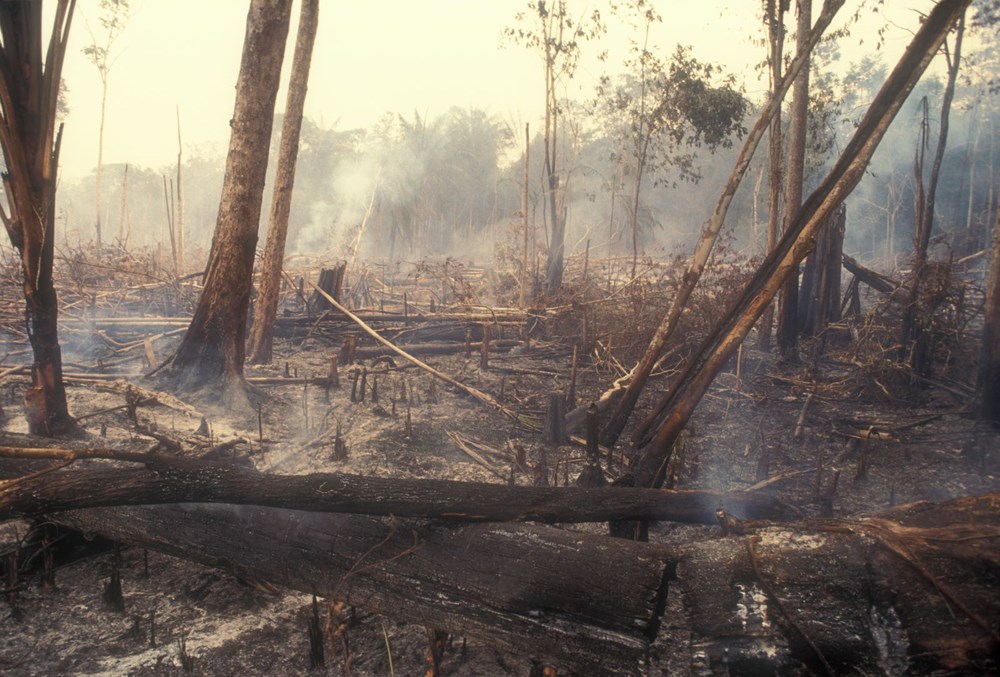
[246,0,319,365]
[54,504,671,674]
[5,458,994,674]
[0,453,785,525]
[169,0,291,400]
[776,0,812,358]
[798,203,845,336]
[0,2,78,436]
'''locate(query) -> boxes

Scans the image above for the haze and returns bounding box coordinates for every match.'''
[57,0,935,181]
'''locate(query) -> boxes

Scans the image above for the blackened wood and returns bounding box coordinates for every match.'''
[0,456,785,525]
[54,503,673,674]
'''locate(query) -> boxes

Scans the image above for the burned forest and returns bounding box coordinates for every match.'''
[1,0,999,675]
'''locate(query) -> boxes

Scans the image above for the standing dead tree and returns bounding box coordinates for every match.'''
[168,0,291,406]
[247,0,319,365]
[775,0,812,357]
[627,0,973,492]
[900,10,965,376]
[757,0,787,351]
[0,0,79,436]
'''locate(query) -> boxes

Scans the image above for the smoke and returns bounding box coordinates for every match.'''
[292,155,381,258]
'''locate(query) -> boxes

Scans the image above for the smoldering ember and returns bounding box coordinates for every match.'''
[0,1,998,675]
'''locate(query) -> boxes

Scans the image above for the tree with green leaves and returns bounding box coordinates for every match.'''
[81,0,129,255]
[595,29,746,277]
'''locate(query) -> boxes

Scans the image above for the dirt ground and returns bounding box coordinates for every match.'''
[1,264,998,675]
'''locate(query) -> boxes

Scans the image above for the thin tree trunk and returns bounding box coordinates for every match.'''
[520,122,530,307]
[176,106,184,272]
[117,163,129,247]
[247,0,319,365]
[776,0,812,357]
[169,0,291,405]
[95,74,107,255]
[758,0,785,350]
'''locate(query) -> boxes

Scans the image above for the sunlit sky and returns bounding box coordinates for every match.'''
[55,0,939,181]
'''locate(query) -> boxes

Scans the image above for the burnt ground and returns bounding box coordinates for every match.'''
[1,259,998,675]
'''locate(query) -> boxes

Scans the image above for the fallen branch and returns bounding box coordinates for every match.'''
[309,282,535,429]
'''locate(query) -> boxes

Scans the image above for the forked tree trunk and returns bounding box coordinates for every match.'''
[0,1,78,437]
[170,0,291,401]
[627,0,972,492]
[247,0,319,365]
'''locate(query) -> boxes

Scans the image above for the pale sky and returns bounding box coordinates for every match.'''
[56,0,938,181]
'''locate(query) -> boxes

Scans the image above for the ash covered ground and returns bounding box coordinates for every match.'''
[1,257,997,675]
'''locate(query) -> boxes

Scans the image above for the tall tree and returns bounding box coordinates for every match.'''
[757,0,787,350]
[81,0,129,255]
[168,0,291,406]
[247,0,319,365]
[776,0,811,357]
[0,1,78,436]
[505,0,603,296]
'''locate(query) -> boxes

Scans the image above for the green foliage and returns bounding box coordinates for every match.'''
[82,0,130,78]
[595,45,747,188]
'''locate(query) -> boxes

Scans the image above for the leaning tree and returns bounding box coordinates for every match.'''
[168,0,291,407]
[0,0,78,436]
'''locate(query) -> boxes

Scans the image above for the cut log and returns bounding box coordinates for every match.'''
[30,491,1000,674]
[53,504,673,674]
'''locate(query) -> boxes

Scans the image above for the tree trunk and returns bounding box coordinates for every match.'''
[169,0,291,403]
[776,0,812,358]
[798,203,845,336]
[758,0,786,351]
[979,194,1000,424]
[628,0,972,492]
[247,0,319,365]
[0,1,78,437]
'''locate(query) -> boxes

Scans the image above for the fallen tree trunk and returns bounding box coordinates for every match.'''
[842,254,900,294]
[35,493,1000,674]
[0,453,785,524]
[55,504,673,673]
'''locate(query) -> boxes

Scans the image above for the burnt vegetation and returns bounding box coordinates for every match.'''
[0,0,998,675]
